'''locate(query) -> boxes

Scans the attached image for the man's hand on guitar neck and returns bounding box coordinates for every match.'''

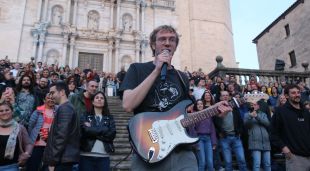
[214,101,232,117]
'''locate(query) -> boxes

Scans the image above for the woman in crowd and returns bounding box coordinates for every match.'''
[66,76,80,97]
[260,85,268,94]
[80,91,116,171]
[244,101,271,171]
[193,98,217,171]
[0,102,32,170]
[276,94,287,108]
[26,93,55,171]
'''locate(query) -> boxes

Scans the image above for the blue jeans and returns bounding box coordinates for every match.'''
[197,135,214,171]
[220,135,247,171]
[79,156,110,171]
[252,150,271,171]
[0,164,19,171]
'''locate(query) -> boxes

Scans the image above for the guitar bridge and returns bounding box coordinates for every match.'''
[148,129,159,143]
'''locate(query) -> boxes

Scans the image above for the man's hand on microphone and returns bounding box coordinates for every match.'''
[154,50,171,73]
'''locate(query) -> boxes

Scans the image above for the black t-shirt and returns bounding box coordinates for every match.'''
[0,135,19,166]
[120,61,190,114]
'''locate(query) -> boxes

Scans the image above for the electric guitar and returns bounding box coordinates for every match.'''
[127,93,269,163]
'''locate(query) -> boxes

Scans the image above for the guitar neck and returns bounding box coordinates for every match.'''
[181,100,238,128]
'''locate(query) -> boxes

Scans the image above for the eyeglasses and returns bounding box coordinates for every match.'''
[156,37,177,44]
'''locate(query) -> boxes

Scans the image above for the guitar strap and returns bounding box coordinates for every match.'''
[176,70,192,102]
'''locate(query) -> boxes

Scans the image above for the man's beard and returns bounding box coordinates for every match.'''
[39,84,47,89]
[290,97,300,104]
[22,84,31,89]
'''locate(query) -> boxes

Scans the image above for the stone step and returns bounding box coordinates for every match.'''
[116,129,129,134]
[115,133,129,138]
[110,161,131,171]
[114,142,132,148]
[107,97,132,170]
[114,137,130,142]
[110,154,133,161]
[114,147,132,154]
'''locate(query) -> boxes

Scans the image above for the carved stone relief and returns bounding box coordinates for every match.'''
[87,10,100,30]
[51,5,63,25]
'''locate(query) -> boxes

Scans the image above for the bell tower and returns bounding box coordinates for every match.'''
[176,0,236,72]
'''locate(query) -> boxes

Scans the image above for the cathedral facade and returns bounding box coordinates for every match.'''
[0,0,236,73]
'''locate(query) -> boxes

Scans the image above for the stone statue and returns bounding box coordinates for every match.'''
[47,50,59,65]
[123,15,132,32]
[88,11,99,30]
[52,6,63,25]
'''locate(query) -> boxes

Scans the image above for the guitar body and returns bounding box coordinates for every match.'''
[128,100,198,163]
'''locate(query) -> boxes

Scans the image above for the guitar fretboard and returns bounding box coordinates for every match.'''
[181,99,242,128]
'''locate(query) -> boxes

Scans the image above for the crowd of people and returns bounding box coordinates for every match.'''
[1,24,310,171]
[182,69,310,171]
[0,59,119,170]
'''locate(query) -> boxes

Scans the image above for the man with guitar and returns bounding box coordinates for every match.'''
[120,25,233,171]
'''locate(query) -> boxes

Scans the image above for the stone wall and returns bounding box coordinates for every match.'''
[255,1,310,72]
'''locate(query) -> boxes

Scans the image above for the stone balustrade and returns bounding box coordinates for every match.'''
[208,56,310,86]
[151,0,176,10]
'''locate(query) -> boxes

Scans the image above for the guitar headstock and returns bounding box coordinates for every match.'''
[243,93,269,104]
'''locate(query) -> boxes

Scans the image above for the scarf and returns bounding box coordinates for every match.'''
[4,121,20,160]
[0,119,14,128]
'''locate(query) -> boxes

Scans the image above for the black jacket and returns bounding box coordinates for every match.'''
[270,101,310,157]
[80,114,116,153]
[43,101,80,166]
[213,107,244,137]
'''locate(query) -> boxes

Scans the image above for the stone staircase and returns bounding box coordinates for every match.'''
[107,96,133,171]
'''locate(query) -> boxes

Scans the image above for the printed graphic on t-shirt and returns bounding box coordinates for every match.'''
[153,81,181,111]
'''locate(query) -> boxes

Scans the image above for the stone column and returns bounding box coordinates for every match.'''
[72,0,78,25]
[66,0,72,23]
[43,0,49,21]
[116,0,121,30]
[108,40,113,72]
[114,38,120,73]
[141,2,146,32]
[69,35,76,68]
[136,1,140,31]
[37,32,46,62]
[32,33,39,60]
[61,34,69,66]
[135,40,140,62]
[110,1,114,29]
[36,0,43,21]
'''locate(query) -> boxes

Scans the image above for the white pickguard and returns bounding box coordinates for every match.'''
[150,115,199,160]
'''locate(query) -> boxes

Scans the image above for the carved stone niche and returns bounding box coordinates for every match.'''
[122,14,133,32]
[51,5,64,26]
[87,10,100,31]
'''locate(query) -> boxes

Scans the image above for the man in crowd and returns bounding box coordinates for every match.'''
[116,66,127,99]
[50,72,59,84]
[69,79,98,117]
[34,77,49,106]
[35,61,43,73]
[15,74,37,126]
[271,84,310,171]
[213,90,247,171]
[43,81,80,171]
[10,63,20,78]
[120,25,232,171]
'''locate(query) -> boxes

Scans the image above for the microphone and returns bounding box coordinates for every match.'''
[160,49,170,81]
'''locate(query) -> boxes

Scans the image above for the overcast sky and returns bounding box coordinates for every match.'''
[230,0,295,69]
